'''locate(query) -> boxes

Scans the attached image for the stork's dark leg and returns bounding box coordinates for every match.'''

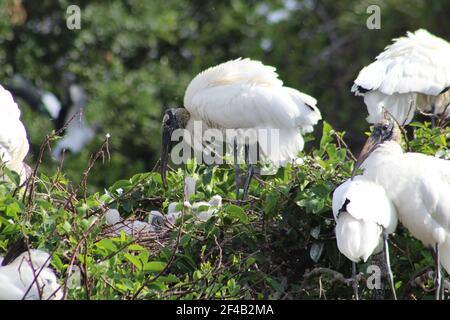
[242,143,254,201]
[435,243,442,300]
[233,137,240,201]
[431,103,436,128]
[352,261,359,300]
[383,232,397,300]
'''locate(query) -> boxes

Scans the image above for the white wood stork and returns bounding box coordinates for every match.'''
[332,175,398,299]
[353,116,450,299]
[352,29,450,125]
[0,249,61,300]
[0,84,29,183]
[160,58,321,199]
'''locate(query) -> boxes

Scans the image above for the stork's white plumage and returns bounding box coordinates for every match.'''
[166,177,222,223]
[183,58,321,162]
[0,250,62,300]
[161,58,321,199]
[166,195,222,224]
[361,141,450,270]
[190,195,223,222]
[0,84,29,183]
[352,29,450,124]
[332,176,398,263]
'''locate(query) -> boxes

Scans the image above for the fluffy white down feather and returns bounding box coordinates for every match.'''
[105,208,156,235]
[0,84,29,182]
[183,58,321,167]
[352,29,450,124]
[332,176,398,262]
[167,195,222,224]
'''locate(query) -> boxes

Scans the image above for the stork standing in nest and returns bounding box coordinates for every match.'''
[159,58,321,200]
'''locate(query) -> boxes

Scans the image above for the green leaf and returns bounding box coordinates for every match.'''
[125,253,143,270]
[144,261,166,273]
[2,167,21,187]
[97,239,118,252]
[128,244,146,251]
[225,205,248,223]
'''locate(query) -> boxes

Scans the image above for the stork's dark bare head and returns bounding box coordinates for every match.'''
[371,118,401,144]
[352,116,400,179]
[160,108,190,187]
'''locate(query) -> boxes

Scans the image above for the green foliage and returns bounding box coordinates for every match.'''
[0,122,447,300]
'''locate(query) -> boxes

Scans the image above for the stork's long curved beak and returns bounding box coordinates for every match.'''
[351,134,381,179]
[160,125,172,188]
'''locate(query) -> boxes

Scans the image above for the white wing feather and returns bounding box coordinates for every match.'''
[0,85,22,119]
[332,176,398,262]
[335,213,383,262]
[184,58,321,131]
[352,29,450,124]
[353,29,450,96]
[402,153,450,235]
[183,58,321,165]
[332,176,397,231]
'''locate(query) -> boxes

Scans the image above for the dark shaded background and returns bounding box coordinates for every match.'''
[0,0,448,190]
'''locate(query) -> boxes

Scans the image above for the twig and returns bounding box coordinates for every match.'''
[334,132,356,161]
[299,267,364,295]
[23,111,80,210]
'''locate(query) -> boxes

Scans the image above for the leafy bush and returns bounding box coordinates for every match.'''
[1,121,448,300]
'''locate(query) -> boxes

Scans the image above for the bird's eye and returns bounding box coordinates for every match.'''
[382,125,388,131]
